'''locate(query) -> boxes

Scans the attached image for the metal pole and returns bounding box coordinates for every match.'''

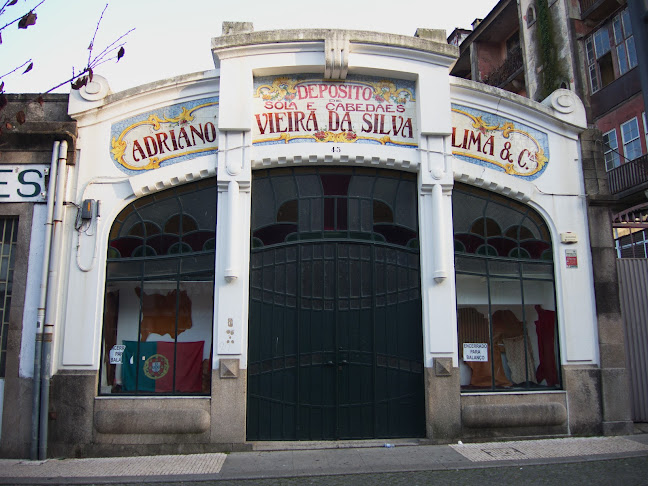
[38,140,68,460]
[30,141,59,460]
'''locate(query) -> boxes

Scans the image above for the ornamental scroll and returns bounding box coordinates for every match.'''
[109,97,219,174]
[451,104,550,180]
[253,75,417,148]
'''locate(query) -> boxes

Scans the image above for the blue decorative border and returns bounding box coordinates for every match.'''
[109,97,219,175]
[452,104,550,181]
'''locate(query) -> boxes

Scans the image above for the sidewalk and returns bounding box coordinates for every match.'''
[1,433,648,485]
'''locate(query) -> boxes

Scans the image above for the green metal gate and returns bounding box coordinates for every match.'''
[247,168,424,440]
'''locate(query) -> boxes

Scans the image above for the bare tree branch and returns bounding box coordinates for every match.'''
[0,0,45,32]
[90,28,133,67]
[0,1,20,16]
[42,68,90,94]
[0,0,133,138]
[0,59,33,81]
[87,3,108,66]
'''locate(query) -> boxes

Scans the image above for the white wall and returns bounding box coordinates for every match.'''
[60,30,593,384]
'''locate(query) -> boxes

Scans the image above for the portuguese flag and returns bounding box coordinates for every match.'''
[121,340,204,392]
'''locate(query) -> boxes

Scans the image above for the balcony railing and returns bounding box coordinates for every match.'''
[482,47,523,89]
[579,0,599,13]
[608,154,648,194]
[579,0,621,21]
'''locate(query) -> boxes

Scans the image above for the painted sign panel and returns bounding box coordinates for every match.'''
[0,165,48,202]
[253,75,417,147]
[110,97,219,174]
[451,104,550,180]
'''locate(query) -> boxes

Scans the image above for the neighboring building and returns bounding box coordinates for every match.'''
[571,0,647,258]
[0,94,76,456]
[447,27,472,48]
[0,22,634,458]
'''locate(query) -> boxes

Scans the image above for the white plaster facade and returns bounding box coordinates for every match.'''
[7,25,612,457]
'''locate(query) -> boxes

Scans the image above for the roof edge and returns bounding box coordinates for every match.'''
[211,28,458,59]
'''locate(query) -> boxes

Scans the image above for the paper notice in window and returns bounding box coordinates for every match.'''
[463,343,488,362]
[109,345,126,365]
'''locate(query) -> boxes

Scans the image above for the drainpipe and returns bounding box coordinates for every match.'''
[38,140,68,460]
[30,142,59,460]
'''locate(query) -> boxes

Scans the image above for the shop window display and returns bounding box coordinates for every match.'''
[99,178,216,395]
[453,184,560,391]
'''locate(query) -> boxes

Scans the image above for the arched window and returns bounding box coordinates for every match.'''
[251,167,418,249]
[453,184,560,392]
[99,178,217,395]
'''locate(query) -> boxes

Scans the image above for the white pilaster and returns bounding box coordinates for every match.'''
[213,130,252,364]
[418,134,458,367]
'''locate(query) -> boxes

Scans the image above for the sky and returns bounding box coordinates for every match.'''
[1,0,499,95]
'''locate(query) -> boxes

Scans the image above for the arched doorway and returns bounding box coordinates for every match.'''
[247,167,425,440]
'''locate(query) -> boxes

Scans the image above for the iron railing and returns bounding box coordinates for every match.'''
[579,0,599,14]
[608,154,648,194]
[482,47,523,89]
[579,0,620,20]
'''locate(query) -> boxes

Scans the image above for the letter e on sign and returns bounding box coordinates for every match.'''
[0,165,48,202]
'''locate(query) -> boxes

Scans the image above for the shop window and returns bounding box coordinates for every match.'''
[99,179,217,395]
[453,184,560,392]
[621,117,642,161]
[0,218,18,378]
[603,129,621,171]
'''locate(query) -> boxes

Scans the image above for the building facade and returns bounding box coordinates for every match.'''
[0,23,633,458]
[0,94,76,458]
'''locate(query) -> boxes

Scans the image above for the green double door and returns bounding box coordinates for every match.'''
[247,240,425,440]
